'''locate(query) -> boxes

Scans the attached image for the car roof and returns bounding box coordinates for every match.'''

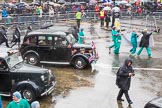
[0,49,19,59]
[149,97,162,107]
[28,25,73,36]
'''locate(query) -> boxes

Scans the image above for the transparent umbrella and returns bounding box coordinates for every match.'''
[103,6,111,10]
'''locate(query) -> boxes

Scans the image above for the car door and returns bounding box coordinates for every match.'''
[52,35,71,62]
[0,58,11,92]
[37,35,54,61]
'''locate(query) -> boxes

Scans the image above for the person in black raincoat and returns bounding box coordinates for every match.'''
[25,25,32,38]
[10,26,21,48]
[71,26,79,41]
[0,26,10,48]
[137,29,153,58]
[105,10,111,28]
[116,58,135,105]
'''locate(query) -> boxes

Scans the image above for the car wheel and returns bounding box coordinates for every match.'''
[74,57,87,69]
[26,54,39,65]
[21,88,36,103]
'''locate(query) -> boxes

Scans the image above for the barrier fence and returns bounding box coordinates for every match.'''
[1,10,162,26]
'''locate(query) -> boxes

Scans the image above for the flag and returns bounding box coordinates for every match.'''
[102,0,111,3]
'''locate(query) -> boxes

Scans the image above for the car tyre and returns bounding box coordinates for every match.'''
[21,87,36,103]
[26,53,39,65]
[74,57,87,69]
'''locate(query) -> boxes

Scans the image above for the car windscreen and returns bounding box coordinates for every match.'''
[6,53,23,68]
[66,34,76,44]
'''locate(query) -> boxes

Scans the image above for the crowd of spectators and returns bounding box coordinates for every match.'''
[0,0,160,24]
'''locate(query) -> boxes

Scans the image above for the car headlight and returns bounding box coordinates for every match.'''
[48,69,52,75]
[41,75,45,81]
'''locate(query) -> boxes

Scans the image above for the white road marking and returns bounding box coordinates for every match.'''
[92,63,162,71]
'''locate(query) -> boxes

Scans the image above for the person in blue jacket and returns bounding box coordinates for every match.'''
[2,8,8,18]
[0,96,3,108]
[130,29,138,55]
[0,96,2,108]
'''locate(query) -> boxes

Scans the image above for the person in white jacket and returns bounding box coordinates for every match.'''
[49,6,54,23]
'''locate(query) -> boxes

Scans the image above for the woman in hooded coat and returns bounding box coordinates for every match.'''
[116,58,135,105]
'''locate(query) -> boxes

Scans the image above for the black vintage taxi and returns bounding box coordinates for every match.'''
[0,50,56,103]
[20,26,98,69]
[144,97,162,108]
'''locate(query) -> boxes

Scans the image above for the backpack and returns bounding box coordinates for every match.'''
[116,67,121,86]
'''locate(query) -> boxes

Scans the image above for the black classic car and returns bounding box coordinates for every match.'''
[20,26,98,69]
[0,50,56,103]
[144,97,162,108]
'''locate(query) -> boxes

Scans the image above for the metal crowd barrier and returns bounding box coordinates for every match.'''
[1,10,162,26]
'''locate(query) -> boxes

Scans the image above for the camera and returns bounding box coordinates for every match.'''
[132,73,135,76]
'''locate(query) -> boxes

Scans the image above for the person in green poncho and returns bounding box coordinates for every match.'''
[114,29,121,54]
[130,29,138,55]
[78,28,84,44]
[6,91,30,108]
[109,26,118,54]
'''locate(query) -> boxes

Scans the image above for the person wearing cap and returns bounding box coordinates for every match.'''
[137,29,153,58]
[31,101,40,108]
[108,26,118,54]
[78,28,84,44]
[7,91,30,108]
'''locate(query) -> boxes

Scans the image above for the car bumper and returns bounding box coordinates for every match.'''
[41,81,56,96]
[88,55,99,63]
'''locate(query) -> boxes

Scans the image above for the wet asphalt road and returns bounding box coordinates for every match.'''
[1,19,162,108]
[54,21,162,108]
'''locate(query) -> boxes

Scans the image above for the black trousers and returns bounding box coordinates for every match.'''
[0,40,10,48]
[117,89,131,103]
[76,19,81,29]
[10,42,20,48]
[111,16,115,28]
[100,19,104,27]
